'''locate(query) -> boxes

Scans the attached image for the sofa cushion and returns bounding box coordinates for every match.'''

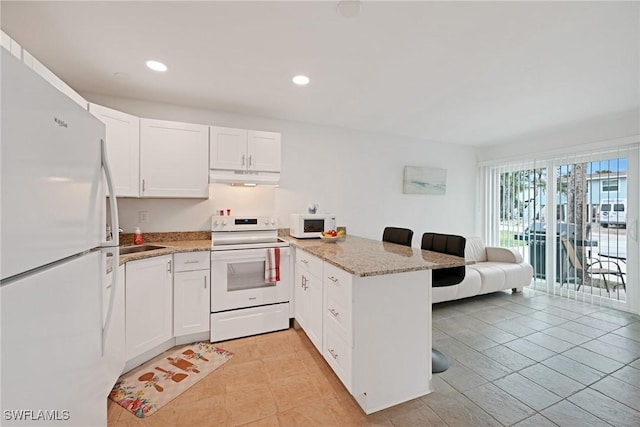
[465,237,488,262]
[486,247,524,263]
[469,263,507,292]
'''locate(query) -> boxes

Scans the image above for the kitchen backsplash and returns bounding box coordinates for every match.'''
[120,231,210,246]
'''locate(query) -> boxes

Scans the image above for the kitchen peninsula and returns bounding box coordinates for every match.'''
[282,234,468,414]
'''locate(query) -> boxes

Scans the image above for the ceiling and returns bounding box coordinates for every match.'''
[2,1,639,146]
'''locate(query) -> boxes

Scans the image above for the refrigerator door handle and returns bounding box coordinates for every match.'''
[101,138,119,247]
[102,246,120,357]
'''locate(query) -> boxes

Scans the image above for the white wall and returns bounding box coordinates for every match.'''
[86,93,478,244]
[476,108,640,163]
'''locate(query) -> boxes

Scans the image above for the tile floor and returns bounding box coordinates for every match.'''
[108,288,640,426]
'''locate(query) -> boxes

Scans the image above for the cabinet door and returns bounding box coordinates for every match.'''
[294,267,308,329]
[295,265,323,352]
[125,255,173,360]
[140,119,209,198]
[247,130,281,172]
[174,269,210,336]
[306,272,323,352]
[209,126,247,170]
[89,104,140,197]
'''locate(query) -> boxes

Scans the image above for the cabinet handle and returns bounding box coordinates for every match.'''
[301,259,309,264]
[204,276,207,289]
[328,349,339,360]
[241,154,246,167]
[248,154,253,168]
[329,308,339,318]
[167,260,172,273]
[328,276,338,283]
[184,260,199,264]
[142,179,146,193]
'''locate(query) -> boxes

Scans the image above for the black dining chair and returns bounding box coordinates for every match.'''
[382,227,414,247]
[421,232,466,373]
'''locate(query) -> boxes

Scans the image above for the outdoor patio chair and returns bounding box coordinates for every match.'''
[561,237,626,293]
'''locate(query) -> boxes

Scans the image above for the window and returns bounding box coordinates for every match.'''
[483,151,634,307]
[602,178,619,192]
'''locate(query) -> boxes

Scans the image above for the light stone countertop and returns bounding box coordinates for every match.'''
[117,239,211,266]
[281,234,470,277]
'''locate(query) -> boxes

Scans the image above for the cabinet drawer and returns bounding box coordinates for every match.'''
[323,320,351,391]
[324,263,352,295]
[326,291,348,333]
[324,263,351,307]
[296,251,323,277]
[174,251,210,272]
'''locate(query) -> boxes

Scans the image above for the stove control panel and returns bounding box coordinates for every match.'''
[211,215,277,231]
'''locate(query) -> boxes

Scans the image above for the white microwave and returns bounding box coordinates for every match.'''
[289,213,336,239]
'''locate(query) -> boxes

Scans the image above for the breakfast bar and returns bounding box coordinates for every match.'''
[282,234,468,414]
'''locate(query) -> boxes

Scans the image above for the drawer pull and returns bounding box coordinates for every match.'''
[327,276,338,283]
[328,349,339,360]
[301,259,309,264]
[329,308,339,318]
[184,260,199,264]
[249,297,257,300]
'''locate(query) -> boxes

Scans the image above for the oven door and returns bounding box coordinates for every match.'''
[210,247,290,312]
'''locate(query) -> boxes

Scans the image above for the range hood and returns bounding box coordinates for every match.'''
[209,169,280,186]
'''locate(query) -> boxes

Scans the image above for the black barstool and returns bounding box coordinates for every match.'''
[382,227,414,247]
[421,232,466,373]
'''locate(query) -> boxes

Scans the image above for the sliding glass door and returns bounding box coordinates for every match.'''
[486,146,639,314]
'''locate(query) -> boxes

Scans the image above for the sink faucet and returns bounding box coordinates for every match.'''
[106,226,125,241]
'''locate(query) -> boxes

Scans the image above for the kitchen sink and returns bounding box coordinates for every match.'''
[119,244,166,255]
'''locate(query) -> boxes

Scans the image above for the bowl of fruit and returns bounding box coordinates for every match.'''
[320,229,345,242]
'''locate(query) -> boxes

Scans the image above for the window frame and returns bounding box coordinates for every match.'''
[601,178,619,192]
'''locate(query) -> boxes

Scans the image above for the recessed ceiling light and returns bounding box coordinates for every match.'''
[292,75,310,85]
[145,60,168,72]
[336,1,362,18]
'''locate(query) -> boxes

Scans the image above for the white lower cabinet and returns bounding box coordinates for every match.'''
[322,262,353,390]
[295,248,432,415]
[125,255,173,360]
[173,252,210,336]
[294,251,323,351]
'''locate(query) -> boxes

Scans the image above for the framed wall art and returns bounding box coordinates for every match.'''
[403,166,447,195]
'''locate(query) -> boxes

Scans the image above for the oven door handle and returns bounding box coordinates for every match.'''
[211,247,290,261]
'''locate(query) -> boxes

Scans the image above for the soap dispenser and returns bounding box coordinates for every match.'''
[134,227,144,245]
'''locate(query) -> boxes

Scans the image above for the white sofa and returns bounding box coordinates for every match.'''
[432,237,534,304]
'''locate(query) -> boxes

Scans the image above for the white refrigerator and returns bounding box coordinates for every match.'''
[1,49,124,426]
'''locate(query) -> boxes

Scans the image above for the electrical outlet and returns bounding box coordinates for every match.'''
[139,211,149,223]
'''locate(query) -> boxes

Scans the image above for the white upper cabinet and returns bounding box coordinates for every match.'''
[247,130,281,172]
[210,126,281,173]
[1,30,21,59]
[209,126,248,170]
[89,104,140,197]
[140,119,209,198]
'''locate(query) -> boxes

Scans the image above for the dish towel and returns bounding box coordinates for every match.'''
[265,247,281,283]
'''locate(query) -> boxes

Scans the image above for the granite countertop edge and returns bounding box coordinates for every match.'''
[281,234,471,277]
[117,239,212,266]
[113,233,471,279]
